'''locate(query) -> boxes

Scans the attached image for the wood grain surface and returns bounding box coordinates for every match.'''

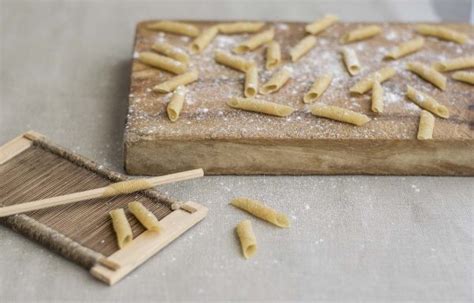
[125,21,474,175]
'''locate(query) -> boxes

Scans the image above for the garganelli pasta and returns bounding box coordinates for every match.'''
[153,70,199,93]
[102,179,152,197]
[260,69,291,94]
[406,62,446,90]
[290,35,317,62]
[371,81,384,113]
[133,69,158,81]
[432,56,474,72]
[217,22,265,34]
[266,41,281,70]
[152,42,190,63]
[236,220,257,259]
[303,74,333,103]
[166,86,186,122]
[340,25,382,44]
[384,37,425,60]
[406,85,449,118]
[189,26,219,53]
[452,71,474,85]
[417,110,435,140]
[341,47,361,76]
[415,25,468,44]
[214,50,253,72]
[350,67,396,94]
[244,64,258,97]
[233,28,274,54]
[230,197,290,228]
[227,97,295,117]
[128,201,162,232]
[146,21,200,37]
[109,208,133,249]
[311,104,371,126]
[137,52,187,74]
[305,14,339,35]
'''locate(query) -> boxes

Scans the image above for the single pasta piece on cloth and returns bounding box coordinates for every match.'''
[230,197,290,228]
[236,220,257,259]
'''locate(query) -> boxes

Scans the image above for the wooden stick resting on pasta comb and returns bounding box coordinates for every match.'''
[0,168,204,217]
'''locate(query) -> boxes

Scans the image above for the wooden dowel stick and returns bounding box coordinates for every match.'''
[0,168,204,217]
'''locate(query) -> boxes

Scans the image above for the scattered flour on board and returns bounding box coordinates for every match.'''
[385,30,398,41]
[126,22,471,141]
[275,23,289,31]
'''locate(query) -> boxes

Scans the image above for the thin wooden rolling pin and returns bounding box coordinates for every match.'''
[0,168,204,217]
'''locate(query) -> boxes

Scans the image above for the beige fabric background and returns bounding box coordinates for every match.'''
[0,0,472,302]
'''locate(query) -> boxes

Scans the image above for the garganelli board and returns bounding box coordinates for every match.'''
[0,132,208,285]
[124,21,474,176]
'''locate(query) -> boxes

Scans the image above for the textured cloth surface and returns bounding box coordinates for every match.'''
[0,0,472,302]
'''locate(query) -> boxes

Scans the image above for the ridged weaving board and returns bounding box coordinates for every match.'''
[124,21,473,176]
[0,132,208,285]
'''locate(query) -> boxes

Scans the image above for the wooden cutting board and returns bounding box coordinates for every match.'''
[124,20,474,176]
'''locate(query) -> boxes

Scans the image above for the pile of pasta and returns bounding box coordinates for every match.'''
[230,197,290,259]
[110,201,162,249]
[138,18,473,140]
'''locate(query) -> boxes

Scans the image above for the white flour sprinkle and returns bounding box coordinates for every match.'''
[385,30,398,41]
[275,23,289,31]
[126,22,472,141]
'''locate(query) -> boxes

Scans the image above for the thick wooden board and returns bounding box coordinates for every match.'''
[124,21,474,175]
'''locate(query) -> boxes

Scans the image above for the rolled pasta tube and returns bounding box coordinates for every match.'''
[166,86,186,122]
[406,62,446,90]
[236,220,257,259]
[109,209,133,249]
[146,21,200,37]
[290,35,317,62]
[340,25,382,44]
[128,201,162,232]
[133,69,158,81]
[230,197,290,228]
[305,14,339,35]
[153,70,199,93]
[350,67,396,94]
[384,37,425,60]
[217,22,265,34]
[152,42,190,63]
[417,110,435,140]
[311,104,371,126]
[244,64,258,97]
[341,47,361,76]
[452,71,474,85]
[303,74,333,103]
[214,50,253,72]
[432,56,474,72]
[371,81,384,113]
[227,97,295,117]
[233,28,274,54]
[102,179,153,197]
[415,25,468,44]
[406,85,449,118]
[137,52,187,74]
[189,26,219,53]
[266,41,281,70]
[260,69,291,94]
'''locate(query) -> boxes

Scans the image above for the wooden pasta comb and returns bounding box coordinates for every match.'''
[0,131,208,285]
